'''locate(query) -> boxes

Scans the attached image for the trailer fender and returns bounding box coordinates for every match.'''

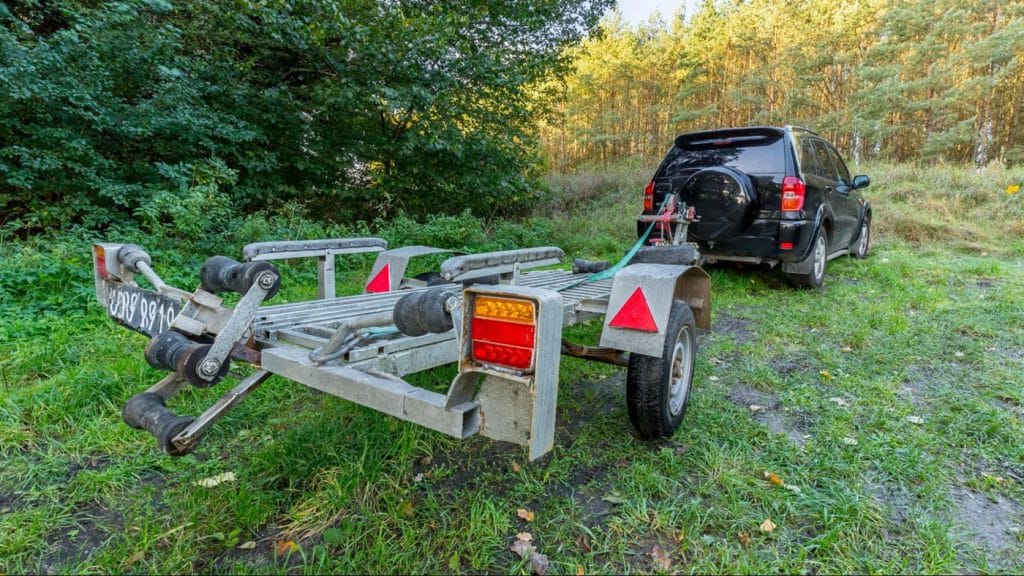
[599,263,710,357]
[445,284,563,461]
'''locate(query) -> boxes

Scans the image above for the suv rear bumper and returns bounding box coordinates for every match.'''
[636,217,816,263]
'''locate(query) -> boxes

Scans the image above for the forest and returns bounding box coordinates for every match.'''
[540,0,1024,170]
[3,0,1022,236]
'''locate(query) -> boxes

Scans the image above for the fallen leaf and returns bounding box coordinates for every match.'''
[512,462,521,473]
[783,484,802,494]
[126,550,145,566]
[954,351,964,358]
[842,437,858,446]
[517,508,535,522]
[511,538,534,559]
[576,533,592,553]
[829,397,849,407]
[517,531,533,542]
[530,550,551,575]
[420,454,433,466]
[819,370,832,381]
[650,544,672,571]
[708,375,720,382]
[749,404,764,413]
[759,518,776,533]
[196,471,236,488]
[737,531,750,547]
[577,565,586,576]
[763,471,785,486]
[237,541,257,550]
[413,473,424,482]
[400,501,414,517]
[907,415,924,425]
[840,345,853,353]
[674,443,690,456]
[274,540,299,556]
[1007,184,1021,195]
[602,492,628,504]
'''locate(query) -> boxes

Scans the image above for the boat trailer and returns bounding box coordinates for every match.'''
[93,237,710,461]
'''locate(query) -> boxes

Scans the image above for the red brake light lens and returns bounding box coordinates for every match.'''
[93,245,109,279]
[470,296,537,371]
[643,180,654,211]
[781,176,806,212]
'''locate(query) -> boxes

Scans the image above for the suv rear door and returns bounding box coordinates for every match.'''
[807,139,855,248]
[823,143,858,246]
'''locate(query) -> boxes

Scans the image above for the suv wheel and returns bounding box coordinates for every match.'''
[852,216,870,259]
[787,228,827,288]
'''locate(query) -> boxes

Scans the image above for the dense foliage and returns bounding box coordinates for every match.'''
[540,0,1024,170]
[0,0,611,234]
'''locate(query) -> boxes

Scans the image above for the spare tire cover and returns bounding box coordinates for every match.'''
[678,166,757,243]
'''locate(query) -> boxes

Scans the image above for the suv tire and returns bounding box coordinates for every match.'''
[852,216,870,259]
[787,227,827,288]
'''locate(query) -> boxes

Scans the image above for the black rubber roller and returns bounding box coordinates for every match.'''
[573,258,611,274]
[200,256,281,300]
[117,244,152,273]
[393,290,429,337]
[394,287,457,336]
[122,392,195,456]
[417,287,456,333]
[145,330,229,388]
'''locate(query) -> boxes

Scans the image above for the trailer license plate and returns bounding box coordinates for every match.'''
[106,283,181,337]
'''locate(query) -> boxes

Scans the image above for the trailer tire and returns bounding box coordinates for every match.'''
[625,300,697,439]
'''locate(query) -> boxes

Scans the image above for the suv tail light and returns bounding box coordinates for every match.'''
[781,176,806,212]
[642,180,654,211]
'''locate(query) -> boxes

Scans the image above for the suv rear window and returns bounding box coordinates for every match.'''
[657,131,785,177]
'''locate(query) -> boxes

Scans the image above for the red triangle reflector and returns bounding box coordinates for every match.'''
[609,287,658,332]
[365,263,391,293]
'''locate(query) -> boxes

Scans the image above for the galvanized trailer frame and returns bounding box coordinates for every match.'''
[94,237,710,461]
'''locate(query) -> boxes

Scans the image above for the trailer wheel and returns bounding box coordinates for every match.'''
[626,300,697,439]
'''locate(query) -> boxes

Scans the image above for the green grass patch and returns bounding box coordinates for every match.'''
[1,164,1023,573]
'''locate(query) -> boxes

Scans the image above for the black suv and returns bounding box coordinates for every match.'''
[637,126,871,287]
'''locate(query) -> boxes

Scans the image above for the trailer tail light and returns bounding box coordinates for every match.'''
[471,296,536,370]
[780,241,794,250]
[643,180,654,211]
[93,244,109,279]
[781,177,806,212]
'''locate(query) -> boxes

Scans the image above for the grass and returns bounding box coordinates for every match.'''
[2,163,1024,573]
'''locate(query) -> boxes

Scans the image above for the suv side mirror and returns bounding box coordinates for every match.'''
[852,175,870,189]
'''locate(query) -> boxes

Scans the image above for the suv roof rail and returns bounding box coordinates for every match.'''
[785,125,819,136]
